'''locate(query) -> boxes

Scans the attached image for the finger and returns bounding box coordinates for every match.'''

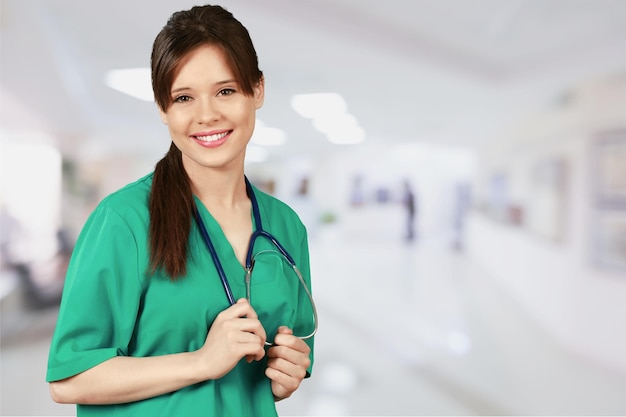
[277,326,293,335]
[267,354,306,376]
[214,304,267,347]
[246,341,266,362]
[231,317,264,334]
[239,330,267,362]
[265,363,303,393]
[245,345,266,363]
[270,326,291,345]
[231,332,265,363]
[220,300,267,348]
[218,298,259,321]
[234,298,258,319]
[272,333,310,353]
[267,344,311,370]
[227,318,267,349]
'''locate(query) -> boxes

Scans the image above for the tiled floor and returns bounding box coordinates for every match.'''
[2,224,626,416]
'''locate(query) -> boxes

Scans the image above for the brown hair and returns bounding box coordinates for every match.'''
[149,5,263,279]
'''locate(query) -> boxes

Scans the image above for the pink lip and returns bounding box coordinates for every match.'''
[190,129,232,148]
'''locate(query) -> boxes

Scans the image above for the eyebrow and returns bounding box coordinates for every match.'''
[171,79,238,95]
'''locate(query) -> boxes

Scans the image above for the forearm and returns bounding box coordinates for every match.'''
[50,351,207,405]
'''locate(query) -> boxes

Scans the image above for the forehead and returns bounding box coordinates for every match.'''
[172,44,235,85]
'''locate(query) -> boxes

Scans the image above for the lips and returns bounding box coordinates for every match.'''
[193,130,231,142]
[190,130,232,148]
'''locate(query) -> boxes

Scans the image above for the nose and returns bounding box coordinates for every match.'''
[196,97,219,124]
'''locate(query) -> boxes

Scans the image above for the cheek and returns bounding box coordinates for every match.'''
[166,113,188,134]
[238,103,257,128]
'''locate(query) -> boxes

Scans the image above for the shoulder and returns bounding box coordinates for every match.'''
[97,173,153,216]
[85,173,153,232]
[253,185,300,219]
[252,184,306,232]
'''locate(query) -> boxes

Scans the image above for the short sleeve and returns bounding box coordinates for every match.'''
[46,206,144,382]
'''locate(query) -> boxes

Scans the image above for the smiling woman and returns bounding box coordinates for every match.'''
[45,5,315,417]
[157,44,264,174]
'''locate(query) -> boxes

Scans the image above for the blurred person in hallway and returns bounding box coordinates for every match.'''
[0,201,66,309]
[349,174,366,207]
[402,178,418,243]
[46,5,314,417]
[0,202,22,269]
[452,182,471,251]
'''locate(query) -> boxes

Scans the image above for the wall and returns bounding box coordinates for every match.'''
[467,74,626,373]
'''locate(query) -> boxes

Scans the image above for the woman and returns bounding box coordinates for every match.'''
[46,5,315,416]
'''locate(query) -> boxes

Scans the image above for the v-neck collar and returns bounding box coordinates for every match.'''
[192,195,257,271]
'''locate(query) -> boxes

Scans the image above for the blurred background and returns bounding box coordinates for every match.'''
[2,0,626,415]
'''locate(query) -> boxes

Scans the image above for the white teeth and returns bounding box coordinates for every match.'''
[196,131,228,142]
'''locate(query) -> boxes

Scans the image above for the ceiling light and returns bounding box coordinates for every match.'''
[251,120,287,146]
[291,93,347,119]
[251,127,287,146]
[326,125,366,145]
[291,92,366,145]
[105,68,153,102]
[312,113,359,135]
[312,113,366,144]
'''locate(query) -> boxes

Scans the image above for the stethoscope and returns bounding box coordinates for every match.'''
[193,177,318,345]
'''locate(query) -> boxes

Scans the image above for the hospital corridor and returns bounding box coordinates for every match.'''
[2,0,626,415]
[2,218,626,415]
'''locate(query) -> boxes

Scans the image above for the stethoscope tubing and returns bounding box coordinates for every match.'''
[193,177,318,344]
[194,205,237,306]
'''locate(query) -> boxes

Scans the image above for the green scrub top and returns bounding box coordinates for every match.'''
[46,173,315,417]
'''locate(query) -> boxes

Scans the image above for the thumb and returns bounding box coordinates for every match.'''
[277,326,293,335]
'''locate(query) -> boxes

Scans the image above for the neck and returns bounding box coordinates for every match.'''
[185,165,248,209]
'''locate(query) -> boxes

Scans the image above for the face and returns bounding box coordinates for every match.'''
[159,44,264,176]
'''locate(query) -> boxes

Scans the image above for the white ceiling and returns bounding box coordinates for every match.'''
[2,0,626,162]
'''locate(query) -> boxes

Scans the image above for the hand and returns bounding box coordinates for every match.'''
[265,326,311,401]
[197,298,267,380]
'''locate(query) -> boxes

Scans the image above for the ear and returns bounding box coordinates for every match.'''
[254,77,265,110]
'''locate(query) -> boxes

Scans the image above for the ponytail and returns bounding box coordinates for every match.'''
[149,143,194,279]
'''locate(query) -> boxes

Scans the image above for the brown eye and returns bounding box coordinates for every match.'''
[217,88,235,97]
[174,95,192,103]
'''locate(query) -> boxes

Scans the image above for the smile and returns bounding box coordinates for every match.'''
[194,131,231,142]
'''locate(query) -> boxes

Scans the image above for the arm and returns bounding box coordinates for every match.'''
[50,351,207,405]
[50,299,266,405]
